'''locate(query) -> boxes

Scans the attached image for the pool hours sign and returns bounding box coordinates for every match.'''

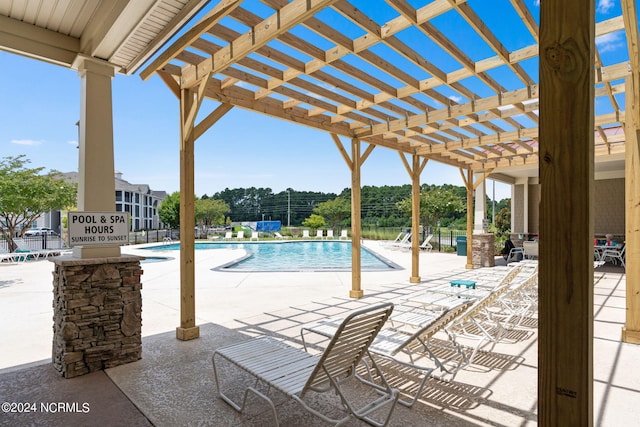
[68,212,129,247]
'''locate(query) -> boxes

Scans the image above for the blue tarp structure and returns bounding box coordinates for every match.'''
[256,221,281,232]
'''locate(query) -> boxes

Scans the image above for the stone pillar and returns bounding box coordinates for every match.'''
[472,233,495,268]
[51,255,143,378]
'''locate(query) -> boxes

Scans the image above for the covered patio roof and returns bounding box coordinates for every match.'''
[138,0,637,175]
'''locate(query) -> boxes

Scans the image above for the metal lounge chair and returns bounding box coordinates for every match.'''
[301,299,473,408]
[212,302,399,427]
[443,276,529,367]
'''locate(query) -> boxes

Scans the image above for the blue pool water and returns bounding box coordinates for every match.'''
[144,241,399,272]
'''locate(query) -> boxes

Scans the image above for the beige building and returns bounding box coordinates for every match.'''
[62,171,166,231]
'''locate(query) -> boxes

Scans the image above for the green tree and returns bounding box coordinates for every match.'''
[158,192,180,229]
[0,155,77,250]
[494,207,511,238]
[314,197,350,231]
[301,213,326,231]
[195,198,229,228]
[396,187,465,230]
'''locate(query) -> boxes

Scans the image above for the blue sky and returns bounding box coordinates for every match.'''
[0,0,629,203]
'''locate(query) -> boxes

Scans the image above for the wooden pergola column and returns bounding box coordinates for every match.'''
[399,154,428,283]
[331,134,375,298]
[622,0,640,344]
[174,72,233,341]
[350,138,363,298]
[539,0,594,424]
[176,84,199,341]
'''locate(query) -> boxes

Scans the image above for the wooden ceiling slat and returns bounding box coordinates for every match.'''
[143,0,637,171]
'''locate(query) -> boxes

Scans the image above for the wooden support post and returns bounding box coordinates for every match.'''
[410,155,427,282]
[623,78,640,344]
[350,138,363,298]
[465,169,473,269]
[539,0,594,424]
[176,86,199,341]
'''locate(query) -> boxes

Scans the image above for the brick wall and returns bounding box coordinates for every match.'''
[51,256,143,378]
[594,178,624,237]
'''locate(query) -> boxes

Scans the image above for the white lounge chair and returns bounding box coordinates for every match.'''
[315,229,324,239]
[393,232,412,248]
[419,234,433,251]
[326,229,334,239]
[250,231,259,241]
[235,231,244,240]
[444,275,532,367]
[213,303,399,427]
[12,238,43,260]
[223,231,232,240]
[339,229,348,240]
[274,232,290,239]
[601,244,625,268]
[0,247,21,263]
[301,300,472,407]
[302,230,310,239]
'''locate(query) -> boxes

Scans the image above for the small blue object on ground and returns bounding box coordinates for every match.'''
[450,279,476,289]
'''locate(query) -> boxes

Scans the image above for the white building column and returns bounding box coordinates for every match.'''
[473,173,486,233]
[72,55,120,258]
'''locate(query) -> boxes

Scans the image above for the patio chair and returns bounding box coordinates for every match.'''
[0,247,23,263]
[250,231,259,241]
[392,232,411,248]
[444,279,524,367]
[12,238,43,260]
[235,231,244,240]
[419,234,433,251]
[302,229,310,239]
[339,229,349,240]
[212,302,399,427]
[315,229,324,239]
[223,231,232,240]
[600,244,625,268]
[326,229,334,239]
[301,299,473,408]
[492,272,539,329]
[274,232,290,239]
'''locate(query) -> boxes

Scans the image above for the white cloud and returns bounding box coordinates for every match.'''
[533,0,540,6]
[597,0,615,13]
[448,95,462,104]
[596,32,624,53]
[11,139,42,146]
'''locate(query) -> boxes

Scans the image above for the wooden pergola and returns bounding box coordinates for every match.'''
[138,0,639,425]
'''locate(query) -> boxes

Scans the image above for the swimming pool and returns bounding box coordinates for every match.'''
[144,241,400,272]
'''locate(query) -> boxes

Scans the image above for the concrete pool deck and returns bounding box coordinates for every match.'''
[0,240,638,426]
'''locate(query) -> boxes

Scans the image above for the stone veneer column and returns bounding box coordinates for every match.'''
[472,233,495,268]
[50,255,143,378]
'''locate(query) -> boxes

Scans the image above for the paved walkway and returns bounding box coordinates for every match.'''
[0,241,637,426]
